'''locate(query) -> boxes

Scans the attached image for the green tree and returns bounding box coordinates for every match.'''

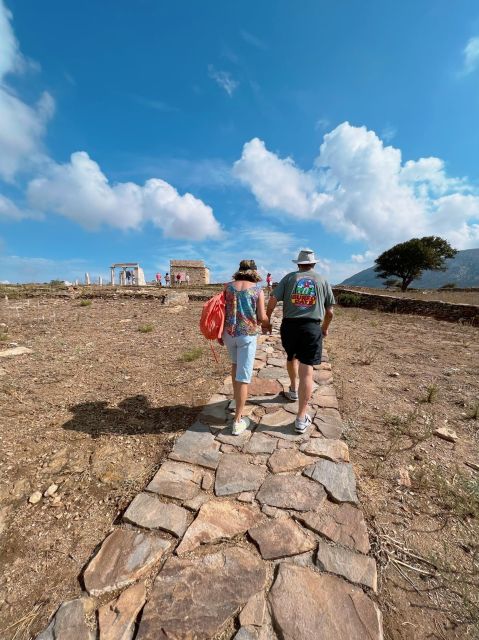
[374,237,457,291]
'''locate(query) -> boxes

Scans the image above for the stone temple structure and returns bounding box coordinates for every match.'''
[110,262,146,286]
[170,260,210,285]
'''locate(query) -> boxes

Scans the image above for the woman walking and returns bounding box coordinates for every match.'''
[221,260,267,435]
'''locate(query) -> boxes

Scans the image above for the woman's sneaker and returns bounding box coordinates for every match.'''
[232,416,250,435]
[294,413,312,434]
[284,387,299,402]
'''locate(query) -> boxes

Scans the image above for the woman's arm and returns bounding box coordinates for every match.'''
[256,290,268,323]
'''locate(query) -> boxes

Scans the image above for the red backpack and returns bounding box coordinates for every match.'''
[199,290,226,340]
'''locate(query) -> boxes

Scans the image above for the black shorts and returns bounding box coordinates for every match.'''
[280,318,323,366]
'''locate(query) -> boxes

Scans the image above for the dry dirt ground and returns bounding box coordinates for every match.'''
[0,298,478,639]
[0,298,229,638]
[329,307,479,640]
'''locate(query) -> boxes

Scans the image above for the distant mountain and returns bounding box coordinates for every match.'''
[340,248,479,288]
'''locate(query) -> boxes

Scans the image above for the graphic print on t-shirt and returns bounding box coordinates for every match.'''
[291,277,317,308]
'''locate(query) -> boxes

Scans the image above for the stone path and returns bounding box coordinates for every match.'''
[36,322,383,639]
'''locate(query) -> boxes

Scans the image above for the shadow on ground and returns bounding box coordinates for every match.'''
[62,394,211,438]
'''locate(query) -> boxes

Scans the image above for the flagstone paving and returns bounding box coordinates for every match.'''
[36,324,383,639]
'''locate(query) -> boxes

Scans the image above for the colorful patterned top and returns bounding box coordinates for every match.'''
[224,283,261,337]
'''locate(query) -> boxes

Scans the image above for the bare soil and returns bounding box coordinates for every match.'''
[1,298,478,639]
[329,307,479,640]
[0,298,229,638]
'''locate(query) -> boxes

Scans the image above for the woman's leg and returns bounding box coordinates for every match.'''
[233,335,257,422]
[233,379,248,422]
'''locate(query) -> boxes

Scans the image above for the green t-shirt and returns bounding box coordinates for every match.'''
[272,270,335,320]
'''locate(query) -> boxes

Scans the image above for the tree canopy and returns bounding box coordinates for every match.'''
[374,236,457,291]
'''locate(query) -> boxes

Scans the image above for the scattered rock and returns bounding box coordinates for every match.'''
[0,367,6,377]
[44,484,58,497]
[29,491,42,504]
[316,541,377,592]
[215,454,267,496]
[123,493,190,537]
[267,449,313,473]
[465,461,479,472]
[237,491,255,503]
[0,346,33,358]
[261,505,282,518]
[300,439,349,463]
[240,591,266,627]
[269,564,383,640]
[296,503,370,554]
[98,582,146,640]
[249,517,316,560]
[303,460,358,504]
[36,598,94,640]
[243,432,277,455]
[176,499,260,554]
[390,372,400,377]
[397,468,412,488]
[169,422,222,469]
[433,427,458,443]
[256,474,326,511]
[83,528,170,596]
[201,472,214,491]
[137,547,266,639]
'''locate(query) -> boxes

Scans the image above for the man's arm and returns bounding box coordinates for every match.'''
[322,306,334,336]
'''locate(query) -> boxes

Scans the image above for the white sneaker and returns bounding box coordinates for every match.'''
[284,387,298,402]
[232,416,250,435]
[295,413,312,434]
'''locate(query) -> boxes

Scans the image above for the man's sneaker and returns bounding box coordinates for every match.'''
[232,416,250,435]
[284,387,299,402]
[295,413,312,434]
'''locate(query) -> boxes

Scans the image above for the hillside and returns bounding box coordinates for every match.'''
[341,248,479,288]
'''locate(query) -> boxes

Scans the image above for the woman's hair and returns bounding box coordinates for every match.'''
[232,259,262,283]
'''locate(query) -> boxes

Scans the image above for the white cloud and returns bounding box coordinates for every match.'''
[351,250,376,264]
[208,65,239,96]
[462,36,479,75]
[315,118,331,131]
[233,122,479,251]
[27,151,222,240]
[381,124,397,143]
[0,193,40,220]
[240,30,267,50]
[0,1,54,181]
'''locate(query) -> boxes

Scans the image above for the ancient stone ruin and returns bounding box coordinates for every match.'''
[170,259,210,285]
[110,263,146,286]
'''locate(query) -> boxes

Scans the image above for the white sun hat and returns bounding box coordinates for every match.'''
[293,249,317,264]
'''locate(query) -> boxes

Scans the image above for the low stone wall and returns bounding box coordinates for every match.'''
[333,288,479,325]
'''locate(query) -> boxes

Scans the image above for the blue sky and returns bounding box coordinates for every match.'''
[1,0,479,284]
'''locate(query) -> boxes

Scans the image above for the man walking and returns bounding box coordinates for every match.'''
[263,249,334,434]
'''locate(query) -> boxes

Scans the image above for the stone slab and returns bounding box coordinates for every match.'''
[256,474,327,511]
[312,394,339,410]
[300,439,350,463]
[36,599,94,640]
[215,454,267,496]
[0,346,33,358]
[199,394,229,424]
[313,416,343,440]
[216,427,253,446]
[259,409,294,428]
[249,517,316,560]
[296,502,370,554]
[83,528,170,596]
[169,421,221,469]
[146,460,202,501]
[303,460,358,504]
[98,582,146,640]
[267,357,286,367]
[176,499,260,554]
[269,564,383,640]
[240,591,266,628]
[316,541,377,592]
[137,547,267,639]
[249,378,282,396]
[267,449,313,473]
[243,432,277,455]
[123,493,190,537]
[258,367,288,380]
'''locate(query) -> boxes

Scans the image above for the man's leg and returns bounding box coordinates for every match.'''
[297,362,313,420]
[286,357,299,392]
